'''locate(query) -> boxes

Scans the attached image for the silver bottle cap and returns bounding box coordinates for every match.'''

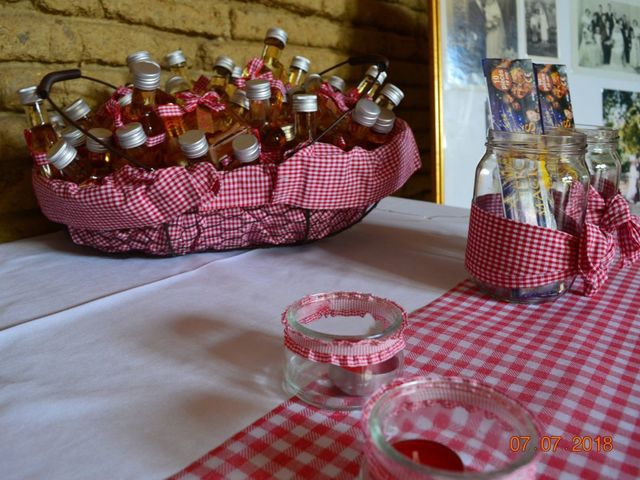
[327,75,346,93]
[292,94,317,113]
[290,55,311,72]
[132,61,161,91]
[61,126,86,147]
[18,86,40,105]
[86,128,113,153]
[231,66,243,79]
[165,75,190,93]
[116,123,147,149]
[365,65,387,84]
[179,130,209,159]
[265,27,288,46]
[232,134,261,163]
[214,55,235,73]
[245,79,271,101]
[165,49,186,67]
[47,139,77,170]
[127,50,152,68]
[62,98,92,121]
[49,110,65,127]
[379,83,404,106]
[230,89,250,110]
[372,109,396,134]
[118,91,133,107]
[352,98,381,127]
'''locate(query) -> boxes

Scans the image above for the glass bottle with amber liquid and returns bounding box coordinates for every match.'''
[367,110,395,148]
[46,139,96,185]
[356,65,387,98]
[342,98,381,150]
[246,79,286,155]
[292,94,317,145]
[208,55,235,99]
[86,128,115,177]
[62,97,96,130]
[177,130,211,167]
[228,90,250,123]
[115,122,163,170]
[61,126,88,159]
[374,83,404,110]
[165,76,191,96]
[122,61,168,157]
[249,27,288,82]
[288,56,311,88]
[18,86,59,178]
[226,133,261,170]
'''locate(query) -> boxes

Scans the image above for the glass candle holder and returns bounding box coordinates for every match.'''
[575,125,621,200]
[361,377,539,480]
[282,292,407,410]
[471,129,589,303]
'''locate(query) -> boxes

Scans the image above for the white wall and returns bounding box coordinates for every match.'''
[442,0,640,208]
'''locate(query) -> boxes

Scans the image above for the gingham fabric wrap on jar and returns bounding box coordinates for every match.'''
[282,292,407,367]
[467,182,640,296]
[360,376,539,480]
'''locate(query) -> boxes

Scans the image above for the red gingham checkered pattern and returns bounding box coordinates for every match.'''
[145,132,166,147]
[31,119,419,255]
[191,75,210,95]
[273,119,420,210]
[465,204,616,295]
[282,292,407,367]
[94,86,132,129]
[170,266,640,480]
[174,91,226,113]
[235,58,287,97]
[318,83,349,113]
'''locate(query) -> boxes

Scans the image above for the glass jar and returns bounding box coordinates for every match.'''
[471,129,589,303]
[575,125,621,200]
[282,292,406,411]
[361,377,539,479]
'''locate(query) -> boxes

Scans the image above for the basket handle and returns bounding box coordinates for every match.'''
[36,69,149,170]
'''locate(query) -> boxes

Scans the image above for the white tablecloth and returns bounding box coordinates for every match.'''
[0,198,470,480]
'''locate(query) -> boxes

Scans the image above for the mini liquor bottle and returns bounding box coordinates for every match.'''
[356,65,387,98]
[18,85,59,178]
[208,55,235,98]
[327,75,346,93]
[245,79,272,129]
[177,130,211,167]
[374,83,404,110]
[288,56,311,88]
[165,76,192,96]
[292,94,317,145]
[61,126,88,159]
[228,89,250,123]
[115,122,163,170]
[227,66,243,98]
[127,51,153,71]
[165,49,192,87]
[46,139,95,185]
[249,27,288,82]
[226,133,261,170]
[86,127,115,177]
[303,74,323,94]
[48,110,65,136]
[367,110,396,147]
[62,97,96,131]
[343,98,381,150]
[122,61,168,153]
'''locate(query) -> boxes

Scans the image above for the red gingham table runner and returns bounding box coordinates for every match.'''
[171,266,640,480]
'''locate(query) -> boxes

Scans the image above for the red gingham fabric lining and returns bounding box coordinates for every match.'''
[170,265,640,480]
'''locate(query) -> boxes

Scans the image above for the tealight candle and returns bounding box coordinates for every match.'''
[392,439,464,472]
[328,355,401,397]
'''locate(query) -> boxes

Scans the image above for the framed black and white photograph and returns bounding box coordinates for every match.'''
[575,0,640,75]
[444,0,518,87]
[525,0,558,58]
[603,88,640,214]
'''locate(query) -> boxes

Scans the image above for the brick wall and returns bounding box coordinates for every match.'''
[0,0,430,242]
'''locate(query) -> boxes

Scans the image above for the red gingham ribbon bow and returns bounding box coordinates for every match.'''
[175,90,226,113]
[235,58,287,97]
[318,82,349,113]
[98,86,132,129]
[465,202,616,296]
[586,186,640,266]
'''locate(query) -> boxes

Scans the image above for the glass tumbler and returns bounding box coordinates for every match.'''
[471,129,589,303]
[361,377,539,480]
[282,292,406,411]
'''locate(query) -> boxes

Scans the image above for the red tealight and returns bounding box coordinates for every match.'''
[392,439,465,472]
